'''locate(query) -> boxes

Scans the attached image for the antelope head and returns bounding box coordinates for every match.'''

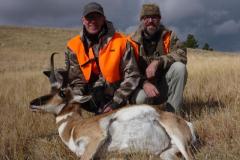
[29,52,92,115]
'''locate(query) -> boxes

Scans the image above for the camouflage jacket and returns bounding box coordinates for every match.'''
[129,24,187,81]
[65,21,140,106]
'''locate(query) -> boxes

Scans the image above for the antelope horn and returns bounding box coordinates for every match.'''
[50,52,61,90]
[61,53,70,88]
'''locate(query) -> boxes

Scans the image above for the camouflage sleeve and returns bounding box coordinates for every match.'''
[65,48,87,95]
[159,31,187,70]
[92,75,106,88]
[112,41,141,105]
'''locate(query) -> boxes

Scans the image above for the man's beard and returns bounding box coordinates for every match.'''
[144,24,160,38]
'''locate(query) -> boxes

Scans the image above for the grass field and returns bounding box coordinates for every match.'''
[0,26,239,160]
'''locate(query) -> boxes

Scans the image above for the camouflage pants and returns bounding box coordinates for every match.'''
[132,62,187,113]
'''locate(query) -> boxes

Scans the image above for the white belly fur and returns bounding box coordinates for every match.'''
[106,105,170,155]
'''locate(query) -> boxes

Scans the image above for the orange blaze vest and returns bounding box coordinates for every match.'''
[67,33,138,83]
[162,31,171,54]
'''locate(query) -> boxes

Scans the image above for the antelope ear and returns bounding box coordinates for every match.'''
[43,70,50,77]
[43,69,66,78]
[43,69,63,87]
[71,95,92,104]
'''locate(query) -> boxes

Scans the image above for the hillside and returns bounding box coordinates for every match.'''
[0,25,78,52]
[0,26,78,72]
[0,26,239,160]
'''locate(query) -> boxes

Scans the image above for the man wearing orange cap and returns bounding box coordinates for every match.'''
[129,3,187,114]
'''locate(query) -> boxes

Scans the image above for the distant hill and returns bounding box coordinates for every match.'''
[1,25,239,55]
[0,25,79,54]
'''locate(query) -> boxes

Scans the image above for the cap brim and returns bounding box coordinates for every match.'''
[84,10,104,17]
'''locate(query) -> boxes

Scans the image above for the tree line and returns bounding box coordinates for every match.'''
[183,34,213,51]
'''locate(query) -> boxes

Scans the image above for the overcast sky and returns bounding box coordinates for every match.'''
[1,0,240,52]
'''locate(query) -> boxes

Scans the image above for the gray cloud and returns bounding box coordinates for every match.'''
[0,0,239,51]
[214,20,240,35]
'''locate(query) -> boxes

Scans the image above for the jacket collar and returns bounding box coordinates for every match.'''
[129,23,167,44]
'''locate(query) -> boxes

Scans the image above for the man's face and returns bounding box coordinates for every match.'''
[142,15,161,36]
[82,12,105,35]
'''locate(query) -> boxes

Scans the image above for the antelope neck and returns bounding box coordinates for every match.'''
[56,104,83,128]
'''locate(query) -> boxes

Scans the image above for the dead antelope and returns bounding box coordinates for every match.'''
[29,53,196,160]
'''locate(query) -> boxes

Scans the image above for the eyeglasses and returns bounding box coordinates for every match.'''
[142,15,160,21]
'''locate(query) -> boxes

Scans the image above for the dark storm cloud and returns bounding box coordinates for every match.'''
[0,0,239,51]
[0,0,86,27]
[0,0,140,28]
[153,0,240,51]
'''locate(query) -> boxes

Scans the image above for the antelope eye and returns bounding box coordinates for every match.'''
[59,90,66,98]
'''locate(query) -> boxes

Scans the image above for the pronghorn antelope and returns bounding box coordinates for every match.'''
[30,53,196,160]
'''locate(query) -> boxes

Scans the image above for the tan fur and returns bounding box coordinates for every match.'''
[56,105,116,159]
[71,120,105,159]
[49,95,63,106]
[157,111,194,160]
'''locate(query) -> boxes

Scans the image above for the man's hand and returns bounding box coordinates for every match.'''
[102,101,120,113]
[102,106,113,113]
[146,60,160,79]
[143,82,159,97]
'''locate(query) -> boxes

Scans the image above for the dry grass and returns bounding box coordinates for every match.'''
[184,49,240,160]
[0,26,240,159]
